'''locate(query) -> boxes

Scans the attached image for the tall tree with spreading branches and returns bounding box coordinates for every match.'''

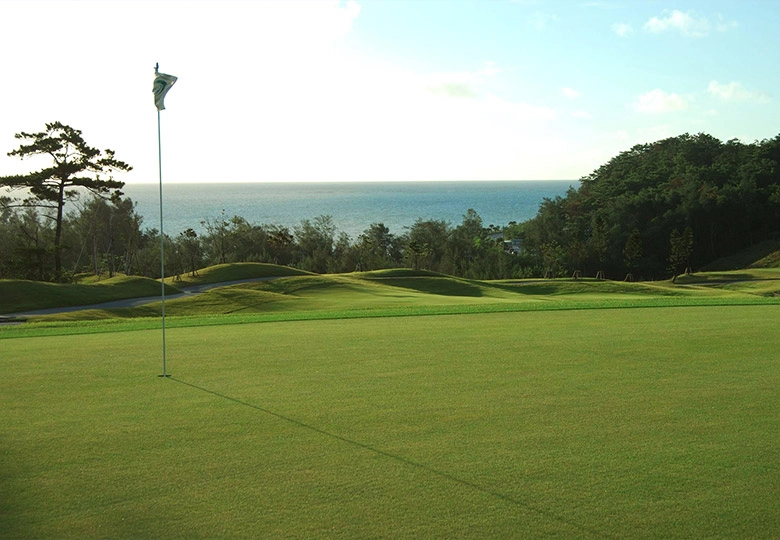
[0,122,132,280]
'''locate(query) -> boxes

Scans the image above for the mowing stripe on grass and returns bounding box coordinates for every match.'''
[169,376,617,539]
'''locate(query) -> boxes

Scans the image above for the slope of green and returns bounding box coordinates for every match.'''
[0,275,182,314]
[164,262,311,286]
[2,306,778,538]
[15,270,775,327]
[674,268,780,296]
[753,249,780,268]
[700,239,780,271]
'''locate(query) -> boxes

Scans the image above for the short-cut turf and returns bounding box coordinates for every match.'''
[2,305,778,538]
[13,268,778,326]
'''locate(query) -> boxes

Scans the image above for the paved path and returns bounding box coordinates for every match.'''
[1,276,279,320]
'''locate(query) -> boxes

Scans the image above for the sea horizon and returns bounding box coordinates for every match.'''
[121,180,579,240]
[2,180,580,240]
[122,178,579,185]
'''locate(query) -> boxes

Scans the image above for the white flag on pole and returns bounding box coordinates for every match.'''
[153,66,177,111]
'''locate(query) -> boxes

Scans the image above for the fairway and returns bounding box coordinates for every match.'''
[2,305,779,538]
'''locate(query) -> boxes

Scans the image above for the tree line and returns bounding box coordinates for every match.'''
[0,196,528,281]
[517,132,780,281]
[1,123,778,283]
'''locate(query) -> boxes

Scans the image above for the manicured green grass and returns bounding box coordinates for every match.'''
[163,262,311,286]
[5,263,778,321]
[2,305,778,538]
[674,268,780,296]
[1,263,308,315]
[675,267,780,283]
[10,270,775,327]
[0,275,182,314]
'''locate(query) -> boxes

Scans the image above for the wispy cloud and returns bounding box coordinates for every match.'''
[480,60,502,77]
[427,83,478,99]
[708,81,769,103]
[572,110,593,119]
[644,10,710,37]
[634,89,689,114]
[643,9,737,37]
[611,22,633,37]
[715,13,739,32]
[424,61,502,99]
[561,87,582,99]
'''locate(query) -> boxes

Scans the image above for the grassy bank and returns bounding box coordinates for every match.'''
[0,275,181,314]
[4,267,777,331]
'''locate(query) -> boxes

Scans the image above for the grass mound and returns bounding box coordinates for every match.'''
[164,262,310,286]
[0,275,181,314]
[8,268,775,330]
[701,239,780,270]
[353,268,446,278]
[674,268,780,296]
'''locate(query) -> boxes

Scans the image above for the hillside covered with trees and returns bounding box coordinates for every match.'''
[518,133,780,280]
[1,131,778,282]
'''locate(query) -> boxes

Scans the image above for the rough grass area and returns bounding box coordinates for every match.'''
[1,306,778,538]
[0,275,181,314]
[700,240,780,270]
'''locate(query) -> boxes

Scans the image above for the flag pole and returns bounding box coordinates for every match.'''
[157,103,168,378]
[153,62,176,378]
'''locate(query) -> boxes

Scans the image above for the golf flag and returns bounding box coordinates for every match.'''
[153,66,177,111]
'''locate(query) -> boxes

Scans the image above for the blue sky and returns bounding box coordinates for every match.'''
[0,0,777,184]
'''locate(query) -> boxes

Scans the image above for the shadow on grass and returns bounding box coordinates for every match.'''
[678,272,755,283]
[169,377,616,539]
[370,277,485,297]
[497,283,560,295]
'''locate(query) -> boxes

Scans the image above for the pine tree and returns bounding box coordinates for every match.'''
[0,122,132,280]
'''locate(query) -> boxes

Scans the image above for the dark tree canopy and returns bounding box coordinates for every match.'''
[0,121,132,280]
[521,132,780,279]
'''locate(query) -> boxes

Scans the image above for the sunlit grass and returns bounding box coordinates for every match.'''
[162,261,310,286]
[3,268,775,333]
[2,306,778,538]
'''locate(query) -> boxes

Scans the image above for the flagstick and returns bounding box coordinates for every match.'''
[153,62,176,379]
[157,106,169,378]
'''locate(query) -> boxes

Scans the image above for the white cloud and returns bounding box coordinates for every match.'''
[424,61,503,99]
[561,87,582,99]
[611,22,633,37]
[572,110,593,119]
[427,81,478,99]
[0,0,370,184]
[481,61,502,77]
[708,81,769,103]
[715,13,739,32]
[644,10,710,37]
[634,89,689,114]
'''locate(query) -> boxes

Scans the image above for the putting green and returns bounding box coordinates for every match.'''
[2,305,778,538]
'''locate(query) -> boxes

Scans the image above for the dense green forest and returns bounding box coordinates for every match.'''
[520,132,780,280]
[1,132,778,282]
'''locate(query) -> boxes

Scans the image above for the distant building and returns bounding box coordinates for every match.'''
[487,231,523,254]
[503,238,523,255]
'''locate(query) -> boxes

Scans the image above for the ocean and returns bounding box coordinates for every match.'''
[122,180,578,239]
